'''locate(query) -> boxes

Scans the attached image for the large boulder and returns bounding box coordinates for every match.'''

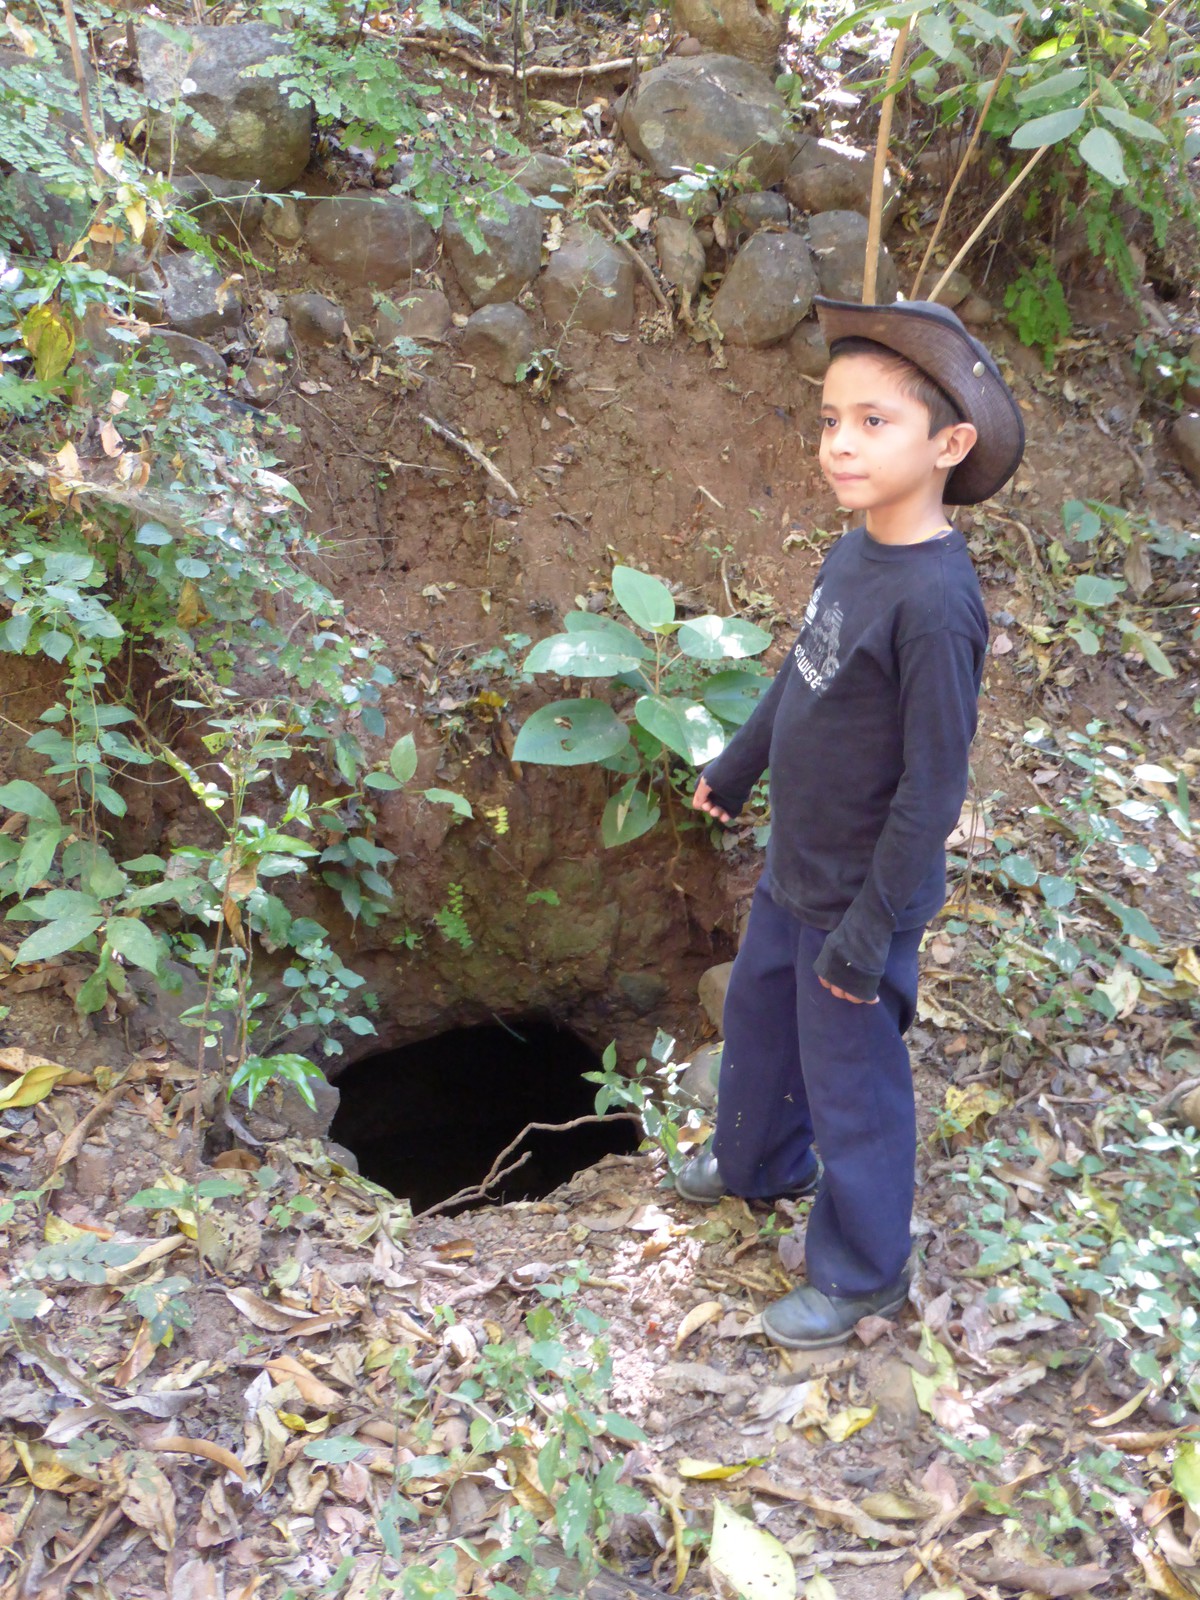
[710,232,817,347]
[540,226,635,333]
[443,188,543,307]
[671,0,786,71]
[784,135,899,227]
[139,23,313,189]
[305,195,436,287]
[459,303,536,384]
[805,209,898,304]
[617,55,793,187]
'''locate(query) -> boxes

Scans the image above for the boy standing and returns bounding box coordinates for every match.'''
[677,298,1025,1350]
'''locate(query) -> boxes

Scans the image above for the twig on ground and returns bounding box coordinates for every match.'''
[419,413,521,502]
[593,210,672,315]
[415,1111,642,1218]
[1149,1076,1200,1117]
[395,37,655,79]
[50,1070,138,1178]
[39,1504,126,1600]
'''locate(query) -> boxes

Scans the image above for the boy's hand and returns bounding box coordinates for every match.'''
[818,976,879,1006]
[692,777,732,824]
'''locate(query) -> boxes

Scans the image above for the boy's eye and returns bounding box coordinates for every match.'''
[865,415,885,427]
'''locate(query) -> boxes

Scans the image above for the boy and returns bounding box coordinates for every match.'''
[677,297,1025,1350]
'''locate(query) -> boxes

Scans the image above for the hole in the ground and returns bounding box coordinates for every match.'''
[329,1015,638,1212]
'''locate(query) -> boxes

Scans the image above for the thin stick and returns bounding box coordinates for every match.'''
[396,37,654,79]
[593,210,672,315]
[911,22,1023,300]
[59,0,100,162]
[415,1111,642,1218]
[927,142,1052,303]
[862,19,910,303]
[419,413,520,501]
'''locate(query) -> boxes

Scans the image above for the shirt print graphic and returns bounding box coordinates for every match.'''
[793,583,843,693]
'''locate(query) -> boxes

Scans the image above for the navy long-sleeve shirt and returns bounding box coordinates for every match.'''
[702,527,988,1002]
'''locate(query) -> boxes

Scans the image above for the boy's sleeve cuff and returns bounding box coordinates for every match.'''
[812,941,882,1003]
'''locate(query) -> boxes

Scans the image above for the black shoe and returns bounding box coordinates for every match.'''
[760,1272,910,1350]
[674,1150,820,1207]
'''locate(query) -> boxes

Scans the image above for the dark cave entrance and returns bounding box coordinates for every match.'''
[329,1015,639,1213]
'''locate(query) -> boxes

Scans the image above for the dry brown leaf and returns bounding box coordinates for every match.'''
[112,1319,158,1388]
[195,1477,242,1549]
[674,1301,723,1350]
[155,1435,248,1482]
[1134,1540,1199,1600]
[435,1237,476,1260]
[967,1560,1109,1595]
[742,1479,914,1545]
[263,1355,343,1412]
[120,1454,177,1551]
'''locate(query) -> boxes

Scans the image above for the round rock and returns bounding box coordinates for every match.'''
[459,303,535,384]
[156,251,242,339]
[711,232,818,347]
[1170,412,1200,487]
[655,216,706,299]
[718,189,790,251]
[443,188,543,307]
[283,292,346,345]
[617,54,793,188]
[171,173,264,245]
[138,23,313,189]
[498,152,575,202]
[306,195,436,287]
[805,210,898,304]
[139,329,228,382]
[784,135,898,227]
[927,268,972,309]
[258,315,293,360]
[263,197,303,245]
[237,357,286,407]
[698,961,734,1033]
[957,292,996,327]
[790,316,829,377]
[376,288,452,347]
[540,225,635,333]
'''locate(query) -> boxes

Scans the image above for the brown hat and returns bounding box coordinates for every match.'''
[814,296,1025,505]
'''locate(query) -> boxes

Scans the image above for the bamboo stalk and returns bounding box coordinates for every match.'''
[862,19,910,304]
[59,0,100,162]
[910,22,1023,300]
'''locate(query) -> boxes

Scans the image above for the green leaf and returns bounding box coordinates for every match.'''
[1116,619,1174,679]
[104,916,164,974]
[525,632,644,677]
[1068,624,1101,656]
[13,913,103,965]
[1003,854,1039,887]
[710,1501,795,1600]
[423,787,473,818]
[1073,573,1124,607]
[513,700,631,766]
[634,696,726,765]
[1039,873,1075,909]
[1044,935,1081,973]
[611,566,675,631]
[916,9,955,58]
[563,611,653,658]
[14,826,62,898]
[676,615,772,662]
[363,771,404,791]
[1010,106,1085,149]
[389,733,418,783]
[15,889,103,922]
[603,1412,649,1442]
[0,780,60,824]
[303,1436,371,1463]
[601,781,661,848]
[1015,66,1087,105]
[1098,893,1160,946]
[80,846,127,900]
[1078,125,1128,187]
[703,670,768,727]
[1097,104,1166,144]
[135,522,172,546]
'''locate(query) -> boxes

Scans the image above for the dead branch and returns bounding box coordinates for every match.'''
[395,36,656,80]
[419,413,521,501]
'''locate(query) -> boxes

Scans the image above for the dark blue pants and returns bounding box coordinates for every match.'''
[712,881,922,1298]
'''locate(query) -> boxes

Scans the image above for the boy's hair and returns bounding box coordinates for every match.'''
[827,336,964,437]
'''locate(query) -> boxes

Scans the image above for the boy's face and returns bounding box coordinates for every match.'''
[819,353,974,518]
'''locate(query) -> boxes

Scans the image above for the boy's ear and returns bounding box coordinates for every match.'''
[937,421,978,470]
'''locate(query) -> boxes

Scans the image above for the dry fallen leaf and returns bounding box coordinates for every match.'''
[674,1301,723,1350]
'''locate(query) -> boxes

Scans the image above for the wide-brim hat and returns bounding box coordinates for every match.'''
[813,296,1025,505]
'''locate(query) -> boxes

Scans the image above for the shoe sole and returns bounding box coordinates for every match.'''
[674,1177,820,1208]
[761,1289,908,1350]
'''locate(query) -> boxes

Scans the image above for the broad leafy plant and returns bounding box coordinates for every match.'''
[513,566,771,846]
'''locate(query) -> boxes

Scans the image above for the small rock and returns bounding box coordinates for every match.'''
[237,357,286,406]
[283,291,346,345]
[324,1140,360,1174]
[654,216,706,299]
[443,187,543,307]
[156,251,242,339]
[698,961,734,1033]
[376,287,452,347]
[258,315,292,360]
[957,292,996,328]
[1169,411,1200,486]
[140,329,228,382]
[617,54,793,188]
[711,231,818,346]
[785,135,898,226]
[306,194,436,287]
[869,1355,921,1431]
[498,152,574,201]
[74,1142,114,1202]
[171,172,264,244]
[928,268,972,309]
[679,1042,723,1109]
[721,1389,749,1416]
[459,302,536,384]
[139,23,313,189]
[540,225,635,333]
[790,316,829,378]
[718,189,790,251]
[263,197,303,245]
[617,971,670,1015]
[805,209,898,304]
